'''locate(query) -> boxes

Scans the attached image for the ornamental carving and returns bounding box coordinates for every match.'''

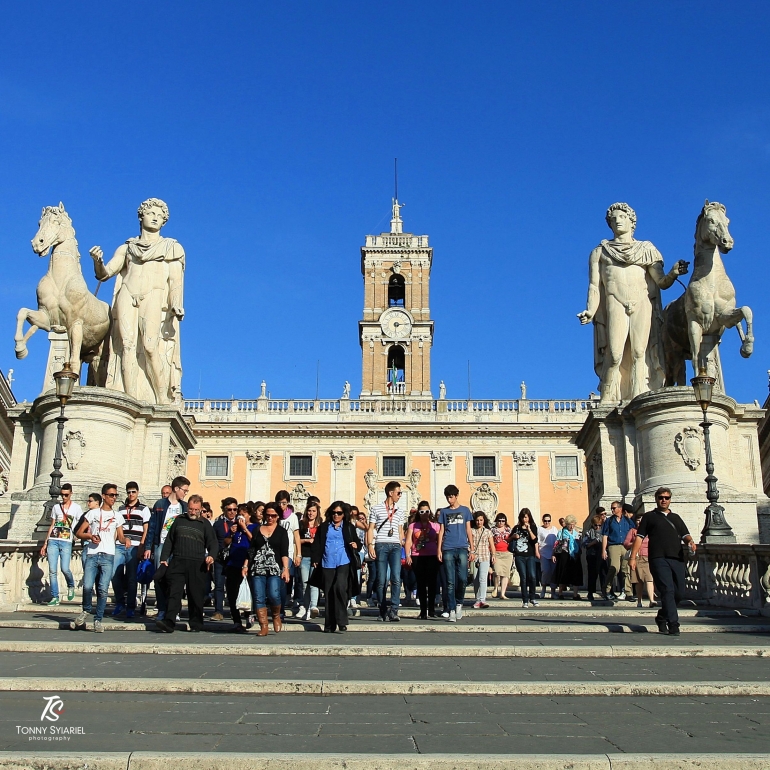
[168,446,186,480]
[62,430,86,471]
[246,450,271,470]
[470,482,498,518]
[0,470,8,497]
[431,451,452,468]
[674,426,702,471]
[364,469,379,512]
[330,450,354,470]
[513,451,537,467]
[291,482,310,511]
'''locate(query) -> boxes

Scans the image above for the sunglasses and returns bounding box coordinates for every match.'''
[104,492,117,497]
[657,496,671,500]
[332,510,345,515]
[61,493,71,497]
[225,507,238,512]
[264,513,279,519]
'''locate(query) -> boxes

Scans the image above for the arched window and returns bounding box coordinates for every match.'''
[387,345,405,394]
[388,274,405,307]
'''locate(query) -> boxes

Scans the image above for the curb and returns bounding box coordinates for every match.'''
[1,619,768,634]
[0,640,768,657]
[1,752,769,770]
[1,677,770,696]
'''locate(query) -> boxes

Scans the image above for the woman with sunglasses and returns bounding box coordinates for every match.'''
[404,502,440,619]
[490,514,513,600]
[243,502,290,636]
[310,502,361,633]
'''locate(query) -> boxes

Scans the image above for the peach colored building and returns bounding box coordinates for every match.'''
[184,201,592,521]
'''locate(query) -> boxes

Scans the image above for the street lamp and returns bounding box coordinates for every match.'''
[691,372,736,543]
[36,363,80,538]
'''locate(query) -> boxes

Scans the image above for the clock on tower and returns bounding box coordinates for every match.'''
[358,199,434,398]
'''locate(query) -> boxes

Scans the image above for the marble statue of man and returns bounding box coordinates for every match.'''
[577,203,688,404]
[90,199,185,405]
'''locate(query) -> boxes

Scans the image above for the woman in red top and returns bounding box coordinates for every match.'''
[624,511,655,608]
[404,501,440,620]
[490,513,513,599]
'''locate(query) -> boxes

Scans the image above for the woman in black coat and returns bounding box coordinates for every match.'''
[310,501,361,633]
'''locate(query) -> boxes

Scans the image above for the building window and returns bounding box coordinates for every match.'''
[388,274,405,307]
[554,455,579,477]
[205,456,229,477]
[289,455,313,478]
[383,456,406,477]
[473,456,496,477]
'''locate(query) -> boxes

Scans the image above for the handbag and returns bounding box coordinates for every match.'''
[553,536,570,555]
[216,542,231,566]
[308,565,324,589]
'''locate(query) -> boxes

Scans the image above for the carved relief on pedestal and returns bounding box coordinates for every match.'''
[513,451,537,467]
[246,450,271,470]
[430,451,452,468]
[168,445,186,480]
[588,451,604,500]
[330,450,354,470]
[290,482,311,511]
[364,468,380,513]
[674,426,703,471]
[0,470,8,497]
[62,430,86,471]
[470,482,498,517]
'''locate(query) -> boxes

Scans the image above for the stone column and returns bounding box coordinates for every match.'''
[246,451,271,502]
[431,451,453,508]
[331,451,354,504]
[513,451,540,516]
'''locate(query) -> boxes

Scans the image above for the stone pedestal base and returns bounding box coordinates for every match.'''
[577,387,767,544]
[6,387,195,540]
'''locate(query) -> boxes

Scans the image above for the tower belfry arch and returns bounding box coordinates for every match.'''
[359,198,434,398]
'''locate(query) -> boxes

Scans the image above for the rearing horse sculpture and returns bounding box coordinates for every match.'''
[663,200,753,387]
[15,203,111,386]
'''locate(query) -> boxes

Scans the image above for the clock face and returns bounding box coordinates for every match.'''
[381,309,412,339]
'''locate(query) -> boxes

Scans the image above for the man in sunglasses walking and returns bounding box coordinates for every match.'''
[629,487,696,636]
[367,481,405,622]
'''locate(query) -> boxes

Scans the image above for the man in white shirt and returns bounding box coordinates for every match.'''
[71,483,127,632]
[367,481,405,622]
[111,481,150,619]
[40,483,82,606]
[537,513,560,600]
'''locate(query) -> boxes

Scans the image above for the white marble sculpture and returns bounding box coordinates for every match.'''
[520,381,527,400]
[90,198,185,405]
[364,469,379,512]
[342,381,351,399]
[662,201,754,386]
[578,203,689,404]
[15,204,111,385]
[438,381,446,399]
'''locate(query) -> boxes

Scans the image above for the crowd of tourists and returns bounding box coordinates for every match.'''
[42,476,695,636]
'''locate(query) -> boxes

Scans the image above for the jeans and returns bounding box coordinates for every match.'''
[300,556,319,609]
[539,555,556,591]
[213,561,225,614]
[153,544,168,614]
[375,542,402,616]
[111,543,140,609]
[473,559,491,601]
[249,573,282,610]
[442,548,468,609]
[46,539,74,599]
[515,554,538,603]
[649,557,686,627]
[365,559,378,601]
[82,553,114,621]
[280,561,296,613]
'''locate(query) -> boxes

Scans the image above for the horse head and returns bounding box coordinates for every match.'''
[32,202,75,257]
[694,199,733,254]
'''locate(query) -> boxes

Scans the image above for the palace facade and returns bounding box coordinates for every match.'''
[185,202,594,518]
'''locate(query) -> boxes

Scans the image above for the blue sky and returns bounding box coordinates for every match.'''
[1,2,769,404]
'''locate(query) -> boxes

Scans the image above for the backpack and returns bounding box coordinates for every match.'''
[136,558,156,585]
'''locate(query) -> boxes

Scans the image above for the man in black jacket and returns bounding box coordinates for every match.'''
[156,495,218,633]
[629,487,696,636]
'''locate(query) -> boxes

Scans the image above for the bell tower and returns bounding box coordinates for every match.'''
[359,199,434,398]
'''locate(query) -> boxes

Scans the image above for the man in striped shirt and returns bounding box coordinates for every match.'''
[111,482,150,619]
[367,481,406,622]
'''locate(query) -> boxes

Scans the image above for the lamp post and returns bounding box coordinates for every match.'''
[691,372,736,543]
[36,363,80,538]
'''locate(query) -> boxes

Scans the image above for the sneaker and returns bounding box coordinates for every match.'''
[309,607,320,619]
[111,604,125,617]
[473,601,483,609]
[377,614,386,622]
[531,599,539,607]
[455,604,463,620]
[47,597,60,606]
[175,614,181,622]
[388,608,400,622]
[347,606,355,618]
[522,601,530,608]
[668,623,681,637]
[70,611,88,630]
[295,606,307,620]
[616,592,626,601]
[67,586,76,602]
[211,612,224,621]
[441,610,450,619]
[656,618,669,635]
[156,618,175,633]
[246,614,256,629]
[126,609,135,620]
[448,610,457,622]
[93,620,104,633]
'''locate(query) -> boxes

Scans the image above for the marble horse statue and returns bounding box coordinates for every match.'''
[663,201,754,388]
[15,203,111,385]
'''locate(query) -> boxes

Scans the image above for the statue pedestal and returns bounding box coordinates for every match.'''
[6,387,195,540]
[577,387,769,544]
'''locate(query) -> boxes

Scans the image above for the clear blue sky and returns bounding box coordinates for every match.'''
[1,2,768,404]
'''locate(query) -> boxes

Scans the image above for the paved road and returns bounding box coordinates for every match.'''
[1,691,769,754]
[0,652,768,683]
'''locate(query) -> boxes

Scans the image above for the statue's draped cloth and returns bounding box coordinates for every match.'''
[105,237,184,404]
[593,239,666,401]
